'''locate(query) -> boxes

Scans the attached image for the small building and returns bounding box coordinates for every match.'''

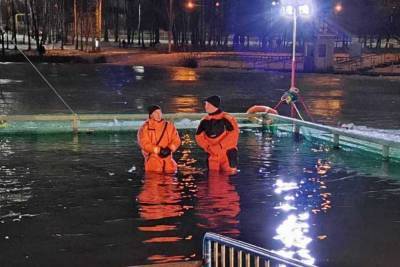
[313,33,337,72]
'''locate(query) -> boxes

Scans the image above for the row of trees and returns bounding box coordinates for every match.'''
[0,0,399,53]
[336,0,400,48]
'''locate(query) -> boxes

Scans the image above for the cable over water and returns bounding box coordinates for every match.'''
[13,42,77,116]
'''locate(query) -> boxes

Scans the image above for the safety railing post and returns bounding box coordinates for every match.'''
[382,145,389,160]
[202,232,316,267]
[203,237,212,267]
[293,123,300,136]
[72,115,79,134]
[333,134,340,149]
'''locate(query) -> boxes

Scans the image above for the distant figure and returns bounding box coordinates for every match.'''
[138,105,181,173]
[38,43,46,56]
[195,95,239,174]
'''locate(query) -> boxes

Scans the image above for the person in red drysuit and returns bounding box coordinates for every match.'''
[195,95,239,174]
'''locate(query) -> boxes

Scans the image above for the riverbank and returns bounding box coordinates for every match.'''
[2,45,400,76]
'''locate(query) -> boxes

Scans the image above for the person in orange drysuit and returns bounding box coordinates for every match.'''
[195,95,239,174]
[138,105,181,173]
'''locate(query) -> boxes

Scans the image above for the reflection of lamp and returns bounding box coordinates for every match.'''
[273,177,316,265]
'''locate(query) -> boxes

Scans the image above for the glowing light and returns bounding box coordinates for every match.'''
[284,195,295,201]
[132,66,145,73]
[334,3,343,13]
[274,179,299,194]
[298,212,309,221]
[280,0,313,17]
[274,214,312,249]
[187,1,195,9]
[298,5,310,16]
[274,203,297,211]
[215,2,220,7]
[281,5,294,15]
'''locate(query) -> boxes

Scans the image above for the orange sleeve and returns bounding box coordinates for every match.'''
[138,123,158,154]
[195,119,210,152]
[167,123,181,152]
[220,114,239,149]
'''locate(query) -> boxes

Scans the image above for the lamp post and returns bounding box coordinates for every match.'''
[277,0,314,121]
[280,0,312,90]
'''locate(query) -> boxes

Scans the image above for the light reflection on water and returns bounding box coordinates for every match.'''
[1,131,400,266]
[171,68,198,81]
[169,95,200,113]
[272,160,332,266]
[2,64,400,128]
[137,173,183,221]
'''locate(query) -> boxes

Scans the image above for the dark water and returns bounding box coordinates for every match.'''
[0,131,399,267]
[1,64,400,266]
[1,63,400,128]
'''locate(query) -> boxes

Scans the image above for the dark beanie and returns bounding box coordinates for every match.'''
[147,105,161,116]
[205,95,221,108]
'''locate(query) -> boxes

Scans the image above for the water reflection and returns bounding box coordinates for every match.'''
[169,95,200,113]
[307,90,344,119]
[133,66,145,81]
[0,79,23,84]
[171,68,198,81]
[137,173,183,221]
[0,139,33,221]
[196,172,240,236]
[273,159,332,265]
[136,132,200,264]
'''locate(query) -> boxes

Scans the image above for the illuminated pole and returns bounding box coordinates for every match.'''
[290,8,297,89]
[281,0,311,89]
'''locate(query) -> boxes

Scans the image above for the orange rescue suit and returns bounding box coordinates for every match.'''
[138,118,181,173]
[195,110,239,173]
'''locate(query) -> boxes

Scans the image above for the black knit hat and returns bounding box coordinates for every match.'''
[147,105,161,116]
[204,95,221,108]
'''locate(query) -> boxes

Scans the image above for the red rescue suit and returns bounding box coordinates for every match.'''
[195,110,239,173]
[138,118,181,173]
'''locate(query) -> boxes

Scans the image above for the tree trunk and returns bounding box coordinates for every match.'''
[114,0,119,42]
[25,0,31,50]
[1,32,4,57]
[74,0,78,49]
[29,0,40,51]
[11,0,17,50]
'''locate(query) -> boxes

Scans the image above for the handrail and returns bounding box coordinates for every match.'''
[266,114,400,149]
[203,232,316,267]
[0,113,253,122]
[0,113,264,134]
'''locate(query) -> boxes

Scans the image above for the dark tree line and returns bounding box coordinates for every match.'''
[0,0,399,53]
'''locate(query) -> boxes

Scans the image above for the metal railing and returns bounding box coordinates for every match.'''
[0,113,264,134]
[203,232,316,267]
[1,112,399,161]
[266,113,400,161]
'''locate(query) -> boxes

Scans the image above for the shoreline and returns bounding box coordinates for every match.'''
[2,48,400,76]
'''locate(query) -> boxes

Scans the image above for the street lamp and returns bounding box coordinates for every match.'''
[334,3,343,14]
[187,1,195,9]
[280,0,312,90]
[277,0,314,121]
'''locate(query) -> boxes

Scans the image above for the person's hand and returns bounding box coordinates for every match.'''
[159,147,172,158]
